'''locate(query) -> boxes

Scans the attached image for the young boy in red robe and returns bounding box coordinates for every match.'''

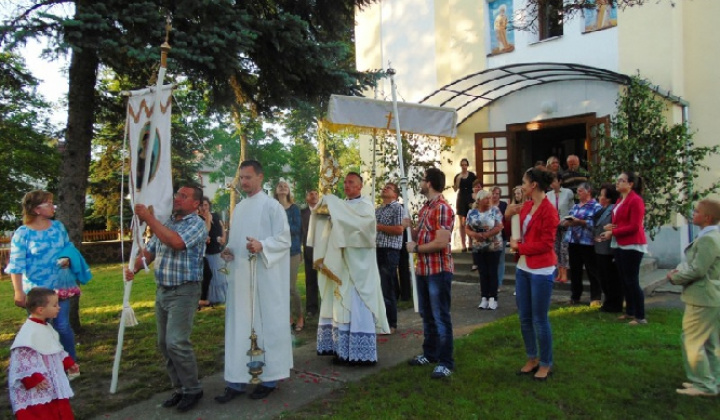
[8,287,80,419]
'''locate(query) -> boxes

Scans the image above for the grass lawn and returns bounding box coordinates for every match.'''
[0,263,233,420]
[2,264,719,419]
[285,305,720,420]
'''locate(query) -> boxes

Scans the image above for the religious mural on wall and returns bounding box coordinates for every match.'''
[584,0,617,33]
[488,0,514,55]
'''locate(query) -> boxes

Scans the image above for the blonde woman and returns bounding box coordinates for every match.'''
[274,181,305,332]
[6,190,79,360]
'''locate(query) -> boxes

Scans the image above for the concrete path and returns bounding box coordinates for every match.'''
[93,273,678,420]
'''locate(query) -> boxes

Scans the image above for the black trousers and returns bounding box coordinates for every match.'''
[396,241,412,301]
[569,243,601,302]
[304,246,319,314]
[596,253,624,312]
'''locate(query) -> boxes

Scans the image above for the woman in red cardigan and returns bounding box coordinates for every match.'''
[507,168,558,381]
[599,171,648,325]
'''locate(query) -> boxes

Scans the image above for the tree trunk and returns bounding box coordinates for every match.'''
[56,38,99,245]
[228,104,247,224]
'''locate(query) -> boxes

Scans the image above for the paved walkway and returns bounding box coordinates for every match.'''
[94,274,678,420]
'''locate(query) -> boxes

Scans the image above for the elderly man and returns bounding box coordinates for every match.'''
[376,182,404,333]
[125,185,207,412]
[216,160,292,403]
[561,154,590,195]
[310,172,389,365]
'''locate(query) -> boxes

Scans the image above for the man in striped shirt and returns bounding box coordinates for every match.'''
[405,168,455,379]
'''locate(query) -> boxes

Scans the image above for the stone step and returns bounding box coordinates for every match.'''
[451,252,665,295]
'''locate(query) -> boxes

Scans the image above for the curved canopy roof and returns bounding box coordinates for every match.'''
[419,62,685,125]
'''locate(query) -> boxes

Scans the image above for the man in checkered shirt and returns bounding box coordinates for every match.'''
[405,168,455,379]
[375,182,404,333]
[125,185,208,412]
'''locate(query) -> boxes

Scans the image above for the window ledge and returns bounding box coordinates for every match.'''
[529,35,563,46]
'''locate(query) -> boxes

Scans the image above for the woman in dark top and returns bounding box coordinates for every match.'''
[199,197,227,308]
[453,158,477,252]
[275,181,304,332]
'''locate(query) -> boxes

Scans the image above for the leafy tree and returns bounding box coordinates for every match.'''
[372,132,452,218]
[0,50,59,228]
[1,0,379,242]
[590,76,720,239]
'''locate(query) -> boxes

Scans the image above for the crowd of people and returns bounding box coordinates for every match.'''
[6,151,720,419]
[452,155,655,381]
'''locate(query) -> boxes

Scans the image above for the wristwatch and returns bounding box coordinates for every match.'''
[413,244,419,253]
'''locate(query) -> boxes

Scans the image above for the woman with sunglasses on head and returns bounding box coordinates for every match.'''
[599,171,648,325]
[6,190,79,361]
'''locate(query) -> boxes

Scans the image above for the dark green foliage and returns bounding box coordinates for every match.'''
[591,76,720,238]
[0,50,59,227]
[1,0,379,238]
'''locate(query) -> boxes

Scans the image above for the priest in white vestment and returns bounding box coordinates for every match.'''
[310,172,390,365]
[216,160,292,402]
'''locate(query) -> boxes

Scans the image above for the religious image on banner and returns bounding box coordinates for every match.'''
[135,122,161,191]
[584,0,617,33]
[487,0,514,55]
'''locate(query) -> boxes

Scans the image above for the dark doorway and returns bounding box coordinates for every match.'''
[514,123,588,172]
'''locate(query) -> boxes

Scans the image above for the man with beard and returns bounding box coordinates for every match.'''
[405,168,455,379]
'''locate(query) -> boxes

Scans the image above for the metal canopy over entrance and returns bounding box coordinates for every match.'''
[420,62,633,125]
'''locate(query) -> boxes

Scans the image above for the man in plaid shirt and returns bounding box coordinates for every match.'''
[375,182,404,333]
[125,185,207,412]
[405,168,455,379]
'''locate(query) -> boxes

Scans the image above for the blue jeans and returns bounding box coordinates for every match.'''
[615,249,645,320]
[51,298,76,361]
[156,282,202,394]
[377,248,400,328]
[515,269,554,367]
[416,271,454,370]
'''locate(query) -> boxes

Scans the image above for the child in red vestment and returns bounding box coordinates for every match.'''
[8,287,80,419]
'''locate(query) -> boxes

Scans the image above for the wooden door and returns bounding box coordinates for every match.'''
[474,131,511,199]
[586,115,611,170]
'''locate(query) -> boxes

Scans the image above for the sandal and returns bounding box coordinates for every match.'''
[295,319,305,332]
[617,314,634,320]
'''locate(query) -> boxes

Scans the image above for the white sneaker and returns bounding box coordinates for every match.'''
[478,297,488,309]
[488,297,498,310]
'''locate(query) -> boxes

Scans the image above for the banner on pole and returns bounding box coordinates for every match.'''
[126,84,174,253]
[324,94,458,141]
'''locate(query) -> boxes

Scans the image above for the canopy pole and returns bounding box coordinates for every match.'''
[387,67,419,312]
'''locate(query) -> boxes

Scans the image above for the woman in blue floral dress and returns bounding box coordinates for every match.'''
[7,190,79,360]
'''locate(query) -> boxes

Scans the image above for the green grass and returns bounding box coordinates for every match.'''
[283,305,720,420]
[0,263,314,419]
[0,264,231,419]
[2,267,717,420]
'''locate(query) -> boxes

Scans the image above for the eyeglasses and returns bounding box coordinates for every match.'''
[37,203,56,210]
[173,192,190,200]
[616,178,628,184]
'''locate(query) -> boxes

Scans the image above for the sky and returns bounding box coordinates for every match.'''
[2,3,70,127]
[25,40,69,127]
